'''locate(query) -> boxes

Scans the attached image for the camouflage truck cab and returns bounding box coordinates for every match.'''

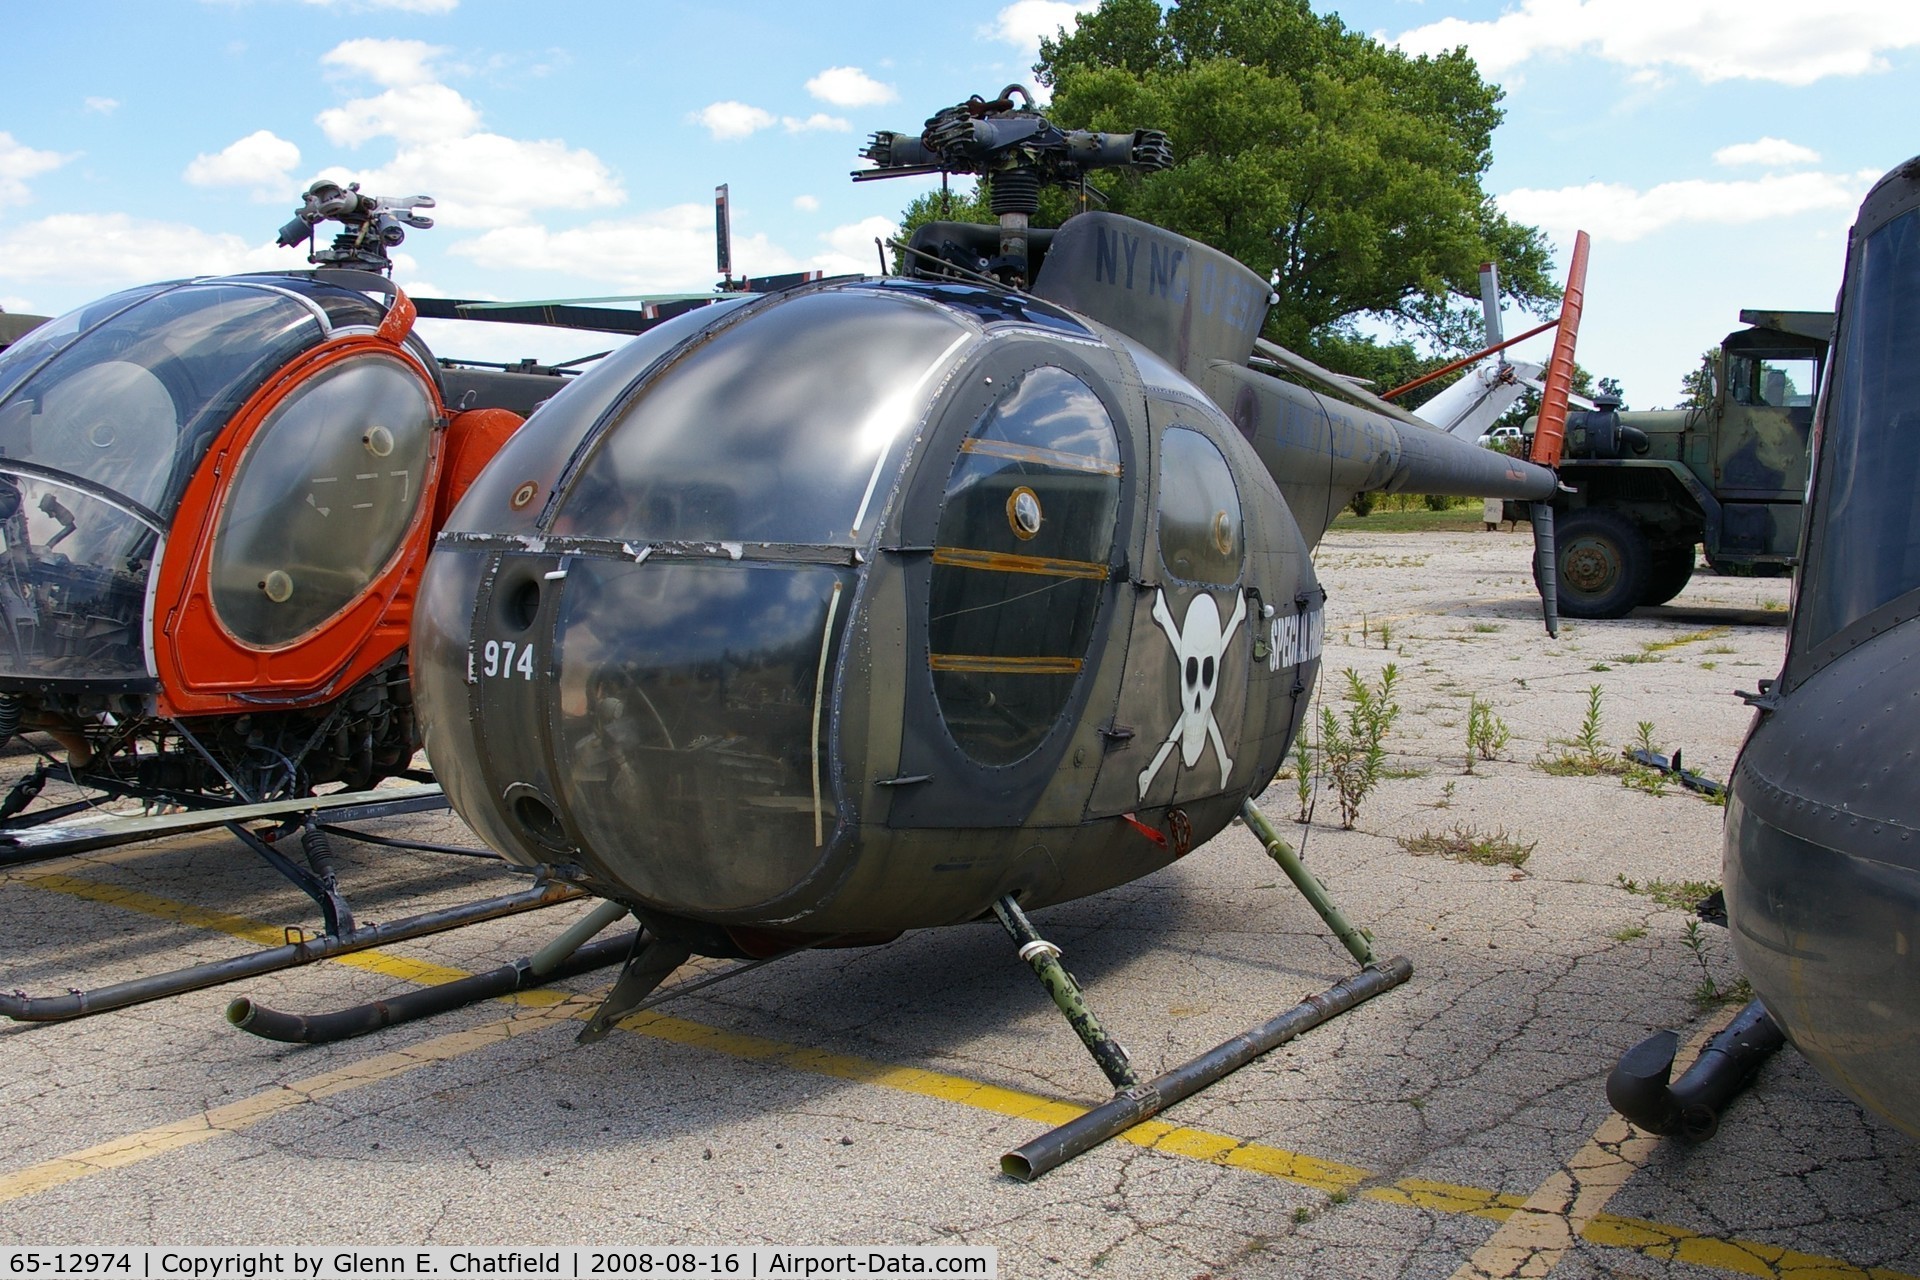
[1539,309,1828,618]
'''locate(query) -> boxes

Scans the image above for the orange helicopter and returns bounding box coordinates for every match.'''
[0,180,816,1021]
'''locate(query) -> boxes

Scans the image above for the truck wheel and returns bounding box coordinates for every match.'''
[1640,546,1697,606]
[1556,509,1649,618]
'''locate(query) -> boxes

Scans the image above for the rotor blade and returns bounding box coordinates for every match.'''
[1526,229,1591,638]
[1479,261,1505,349]
[1528,230,1590,470]
[455,292,716,307]
[411,295,719,335]
[1252,338,1430,429]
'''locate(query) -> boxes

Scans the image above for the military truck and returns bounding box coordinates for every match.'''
[1534,309,1830,618]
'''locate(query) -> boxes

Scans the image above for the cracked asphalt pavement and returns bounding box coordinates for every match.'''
[1,528,1915,1278]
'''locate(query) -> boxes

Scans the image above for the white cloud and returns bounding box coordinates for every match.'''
[83,97,119,115]
[805,67,897,108]
[1714,137,1821,167]
[1498,170,1869,242]
[313,38,622,228]
[814,215,897,277]
[690,101,778,140]
[0,213,294,289]
[783,113,849,134]
[1395,0,1920,87]
[302,0,459,11]
[317,83,482,145]
[322,37,445,88]
[183,130,302,199]
[984,0,1100,57]
[0,133,71,208]
[452,203,800,292]
[793,194,821,212]
[313,135,620,229]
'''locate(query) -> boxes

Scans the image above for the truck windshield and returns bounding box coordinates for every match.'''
[0,283,325,516]
[1795,206,1920,657]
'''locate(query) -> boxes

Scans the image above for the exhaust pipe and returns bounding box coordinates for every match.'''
[1606,999,1784,1141]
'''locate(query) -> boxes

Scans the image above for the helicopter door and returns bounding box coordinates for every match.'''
[888,352,1129,828]
[205,349,437,648]
[1090,422,1250,817]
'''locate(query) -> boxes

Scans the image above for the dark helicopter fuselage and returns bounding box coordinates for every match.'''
[1724,156,1920,1138]
[414,212,1553,957]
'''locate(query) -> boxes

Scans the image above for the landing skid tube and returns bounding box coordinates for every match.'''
[227,899,809,1045]
[0,879,582,1023]
[0,779,582,1026]
[997,800,1414,1180]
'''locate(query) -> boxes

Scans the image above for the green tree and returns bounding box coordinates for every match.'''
[1679,351,1717,408]
[1028,0,1557,353]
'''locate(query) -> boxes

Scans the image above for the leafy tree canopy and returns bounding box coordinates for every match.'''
[992,0,1560,358]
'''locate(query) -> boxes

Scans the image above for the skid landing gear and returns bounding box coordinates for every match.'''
[997,799,1413,1181]
[0,779,580,1024]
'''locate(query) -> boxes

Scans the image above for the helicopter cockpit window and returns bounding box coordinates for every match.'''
[0,285,166,407]
[552,288,974,547]
[210,352,436,648]
[1157,426,1244,586]
[0,284,325,516]
[928,365,1122,765]
[1796,206,1920,657]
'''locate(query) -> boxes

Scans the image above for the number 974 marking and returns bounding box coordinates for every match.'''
[480,638,536,680]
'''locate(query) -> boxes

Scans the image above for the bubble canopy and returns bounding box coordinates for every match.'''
[530,285,981,547]
[0,276,390,684]
[0,278,379,519]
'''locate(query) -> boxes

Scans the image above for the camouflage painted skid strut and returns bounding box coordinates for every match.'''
[999,799,1412,1180]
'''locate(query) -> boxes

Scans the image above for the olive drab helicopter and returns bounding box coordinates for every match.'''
[224,91,1589,1177]
[1606,155,1920,1145]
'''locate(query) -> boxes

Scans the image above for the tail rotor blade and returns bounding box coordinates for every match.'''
[1528,230,1590,635]
[1528,230,1590,470]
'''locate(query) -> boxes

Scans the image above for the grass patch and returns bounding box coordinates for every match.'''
[1399,823,1536,868]
[1331,506,1485,534]
[1615,874,1719,911]
[1610,925,1648,941]
[1610,627,1736,668]
[1644,627,1733,653]
[1536,684,1628,776]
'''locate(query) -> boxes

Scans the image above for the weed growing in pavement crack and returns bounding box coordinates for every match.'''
[1293,736,1314,824]
[1537,684,1626,776]
[1318,665,1401,829]
[1615,874,1720,912]
[1398,823,1535,869]
[1464,695,1510,773]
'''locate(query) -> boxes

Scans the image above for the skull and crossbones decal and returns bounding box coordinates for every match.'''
[1136,587,1247,799]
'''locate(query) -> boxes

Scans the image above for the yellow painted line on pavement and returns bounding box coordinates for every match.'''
[1447,1005,1748,1280]
[0,997,589,1204]
[1585,1211,1920,1280]
[18,872,474,988]
[3,878,1911,1280]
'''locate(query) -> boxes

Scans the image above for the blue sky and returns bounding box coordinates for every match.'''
[3,0,1916,408]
